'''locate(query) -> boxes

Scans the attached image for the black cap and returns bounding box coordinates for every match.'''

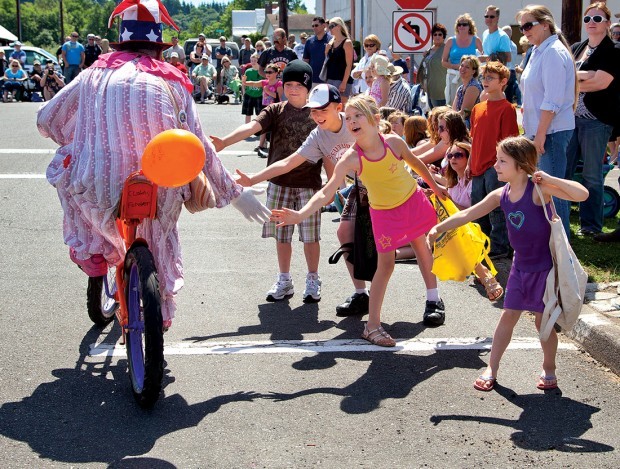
[282,60,313,92]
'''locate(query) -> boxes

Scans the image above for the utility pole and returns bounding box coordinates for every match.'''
[562,0,582,45]
[279,0,288,35]
[15,0,21,41]
[59,0,65,44]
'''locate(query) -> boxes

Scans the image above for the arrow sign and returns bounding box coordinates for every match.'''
[395,0,432,9]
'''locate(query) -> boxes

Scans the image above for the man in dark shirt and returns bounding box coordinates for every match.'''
[214,36,233,94]
[239,37,255,70]
[303,17,331,86]
[258,28,298,78]
[84,33,102,68]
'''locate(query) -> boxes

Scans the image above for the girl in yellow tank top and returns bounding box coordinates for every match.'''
[272,95,450,347]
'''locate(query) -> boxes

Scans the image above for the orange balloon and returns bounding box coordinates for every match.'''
[141,129,206,188]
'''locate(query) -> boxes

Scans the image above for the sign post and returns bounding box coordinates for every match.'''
[392,10,435,54]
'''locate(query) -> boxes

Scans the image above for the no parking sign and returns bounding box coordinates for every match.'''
[392,10,434,54]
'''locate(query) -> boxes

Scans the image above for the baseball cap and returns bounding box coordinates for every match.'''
[201,54,209,60]
[304,84,341,109]
[33,60,41,65]
[12,40,22,46]
[87,33,95,39]
[199,33,205,38]
[170,52,179,58]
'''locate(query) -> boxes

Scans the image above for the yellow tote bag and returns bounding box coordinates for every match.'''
[430,195,497,282]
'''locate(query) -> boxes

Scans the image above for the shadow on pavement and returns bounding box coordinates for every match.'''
[186,301,338,342]
[0,325,271,465]
[429,382,614,453]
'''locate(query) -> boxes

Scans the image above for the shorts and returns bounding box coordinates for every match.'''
[326,79,352,97]
[262,183,321,243]
[503,265,551,313]
[242,94,263,116]
[369,188,436,253]
[341,183,368,222]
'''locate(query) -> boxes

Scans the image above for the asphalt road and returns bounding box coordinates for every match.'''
[1,101,620,468]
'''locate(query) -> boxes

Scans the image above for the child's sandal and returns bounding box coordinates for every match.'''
[482,276,504,301]
[361,325,396,347]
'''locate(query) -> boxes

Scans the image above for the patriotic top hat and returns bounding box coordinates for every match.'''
[108,0,179,48]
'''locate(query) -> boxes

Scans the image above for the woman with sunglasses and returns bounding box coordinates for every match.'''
[517,4,577,235]
[351,34,381,95]
[564,2,620,237]
[418,23,448,109]
[323,17,354,103]
[3,59,27,102]
[441,14,483,106]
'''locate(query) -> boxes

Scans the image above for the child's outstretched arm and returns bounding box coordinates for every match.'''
[533,171,589,203]
[390,136,449,200]
[427,189,502,245]
[236,153,308,186]
[271,149,358,226]
[210,120,263,152]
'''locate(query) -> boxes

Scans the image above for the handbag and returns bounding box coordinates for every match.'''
[535,184,588,341]
[319,55,329,82]
[430,194,496,282]
[328,176,377,282]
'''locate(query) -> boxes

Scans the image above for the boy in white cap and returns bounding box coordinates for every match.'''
[235,84,371,315]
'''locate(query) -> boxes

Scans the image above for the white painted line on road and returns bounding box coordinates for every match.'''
[0,149,56,154]
[89,337,578,357]
[0,174,46,179]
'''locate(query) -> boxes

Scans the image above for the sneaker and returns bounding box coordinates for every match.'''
[303,274,322,303]
[576,228,598,238]
[423,299,445,327]
[594,229,620,243]
[336,292,369,317]
[257,147,269,158]
[266,277,294,302]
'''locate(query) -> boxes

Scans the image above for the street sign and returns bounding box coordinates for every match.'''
[395,0,431,8]
[392,9,434,54]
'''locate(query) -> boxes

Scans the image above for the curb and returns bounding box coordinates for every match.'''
[566,304,620,376]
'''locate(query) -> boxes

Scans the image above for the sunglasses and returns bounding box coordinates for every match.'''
[484,15,496,19]
[328,23,338,29]
[447,151,466,160]
[311,24,320,28]
[11,65,18,67]
[364,43,376,48]
[265,71,275,74]
[433,33,445,37]
[612,31,620,36]
[71,35,78,38]
[457,22,469,27]
[583,15,607,24]
[519,21,540,32]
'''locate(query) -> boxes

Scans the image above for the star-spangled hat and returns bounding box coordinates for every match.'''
[108,0,179,48]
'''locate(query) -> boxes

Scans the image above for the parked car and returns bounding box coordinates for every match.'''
[183,38,240,68]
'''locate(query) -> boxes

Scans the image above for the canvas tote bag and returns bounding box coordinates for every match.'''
[535,184,588,341]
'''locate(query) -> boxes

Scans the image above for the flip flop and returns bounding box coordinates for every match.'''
[537,375,558,390]
[473,375,496,392]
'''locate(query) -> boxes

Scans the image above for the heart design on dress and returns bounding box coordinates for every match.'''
[508,211,525,230]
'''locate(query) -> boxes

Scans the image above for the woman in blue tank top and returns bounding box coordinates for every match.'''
[428,136,588,393]
[441,13,483,106]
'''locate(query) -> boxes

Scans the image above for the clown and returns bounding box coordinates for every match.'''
[37,0,270,328]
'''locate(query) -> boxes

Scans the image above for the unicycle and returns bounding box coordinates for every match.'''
[86,170,164,408]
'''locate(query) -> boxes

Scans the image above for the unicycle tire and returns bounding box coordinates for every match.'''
[124,245,164,408]
[87,270,118,326]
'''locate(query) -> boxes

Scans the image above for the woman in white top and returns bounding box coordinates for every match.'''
[518,5,577,234]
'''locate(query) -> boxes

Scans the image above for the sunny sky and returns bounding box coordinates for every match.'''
[183,0,316,14]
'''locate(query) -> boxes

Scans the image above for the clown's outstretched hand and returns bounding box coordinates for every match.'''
[231,187,271,223]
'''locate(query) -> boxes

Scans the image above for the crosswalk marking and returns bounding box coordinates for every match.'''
[89,337,578,357]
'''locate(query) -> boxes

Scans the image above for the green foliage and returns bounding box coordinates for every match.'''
[0,0,307,47]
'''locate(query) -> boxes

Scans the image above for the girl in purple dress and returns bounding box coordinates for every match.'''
[428,136,588,392]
